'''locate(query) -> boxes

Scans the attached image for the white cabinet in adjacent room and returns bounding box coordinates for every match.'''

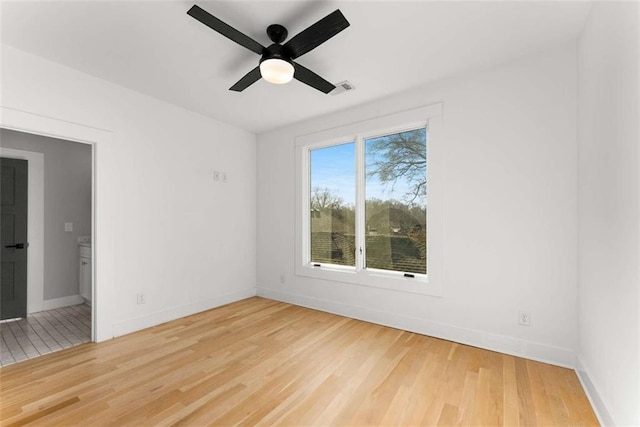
[78,238,92,306]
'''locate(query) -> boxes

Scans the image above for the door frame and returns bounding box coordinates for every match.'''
[1,106,112,342]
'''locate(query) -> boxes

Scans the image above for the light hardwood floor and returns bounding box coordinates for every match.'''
[0,297,598,426]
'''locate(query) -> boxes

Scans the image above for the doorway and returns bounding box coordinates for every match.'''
[1,129,93,366]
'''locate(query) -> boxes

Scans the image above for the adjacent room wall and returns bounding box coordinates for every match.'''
[1,45,257,340]
[257,45,579,367]
[1,129,91,305]
[577,2,640,426]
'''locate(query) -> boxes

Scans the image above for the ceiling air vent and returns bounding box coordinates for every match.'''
[331,80,355,95]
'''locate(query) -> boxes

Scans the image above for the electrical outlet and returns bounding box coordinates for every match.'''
[64,222,73,232]
[221,172,227,182]
[137,293,145,305]
[279,274,285,284]
[518,310,531,326]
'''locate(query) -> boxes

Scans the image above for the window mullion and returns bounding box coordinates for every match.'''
[303,146,311,265]
[355,135,366,272]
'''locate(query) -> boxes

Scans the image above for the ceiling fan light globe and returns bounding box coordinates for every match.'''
[260,59,294,84]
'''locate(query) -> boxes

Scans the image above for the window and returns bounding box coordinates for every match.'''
[296,104,443,296]
[365,128,427,275]
[310,142,356,267]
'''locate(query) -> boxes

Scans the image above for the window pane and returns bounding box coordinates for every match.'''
[310,142,356,266]
[365,128,427,274]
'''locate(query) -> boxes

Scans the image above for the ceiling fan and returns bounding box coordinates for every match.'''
[187,5,350,94]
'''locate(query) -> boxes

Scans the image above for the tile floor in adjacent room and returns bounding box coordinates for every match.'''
[0,304,91,367]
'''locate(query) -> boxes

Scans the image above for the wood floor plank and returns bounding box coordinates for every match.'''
[0,297,599,426]
[503,354,520,426]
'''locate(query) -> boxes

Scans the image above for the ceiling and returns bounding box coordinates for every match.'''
[1,1,592,134]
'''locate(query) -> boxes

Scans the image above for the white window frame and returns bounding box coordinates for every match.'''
[295,103,444,296]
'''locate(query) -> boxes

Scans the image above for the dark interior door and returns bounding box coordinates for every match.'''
[1,157,28,320]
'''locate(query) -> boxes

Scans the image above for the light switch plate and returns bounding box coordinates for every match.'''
[64,222,73,232]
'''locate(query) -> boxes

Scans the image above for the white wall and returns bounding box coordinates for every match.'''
[257,45,579,367]
[1,45,257,340]
[1,129,92,303]
[577,2,640,426]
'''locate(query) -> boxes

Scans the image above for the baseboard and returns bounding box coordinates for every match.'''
[111,287,257,338]
[41,294,85,311]
[257,287,576,368]
[575,356,615,426]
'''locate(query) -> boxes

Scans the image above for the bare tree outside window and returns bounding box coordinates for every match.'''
[311,187,344,211]
[366,128,427,205]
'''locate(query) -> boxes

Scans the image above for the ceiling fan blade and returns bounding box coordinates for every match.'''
[229,66,262,92]
[293,62,335,94]
[187,5,265,55]
[283,10,350,60]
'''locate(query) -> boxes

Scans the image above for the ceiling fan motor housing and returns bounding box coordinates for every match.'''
[260,43,294,66]
[266,24,288,44]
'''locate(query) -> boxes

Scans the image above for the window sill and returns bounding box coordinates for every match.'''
[295,263,442,296]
